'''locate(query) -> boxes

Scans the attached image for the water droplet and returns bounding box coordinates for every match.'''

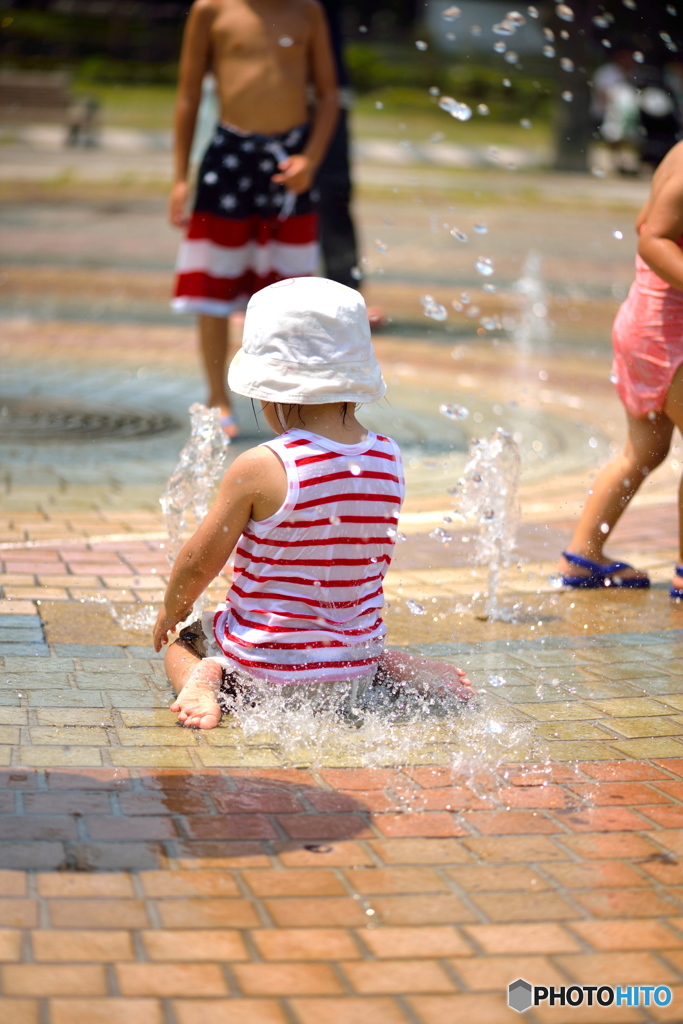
[348,463,361,476]
[527,5,539,16]
[601,38,612,48]
[420,295,448,321]
[560,57,574,72]
[278,35,294,46]
[487,720,504,734]
[483,283,497,293]
[667,4,677,13]
[504,50,519,64]
[561,90,573,102]
[429,527,452,543]
[493,20,516,35]
[623,0,636,8]
[477,103,490,115]
[543,27,555,40]
[647,410,657,421]
[633,50,645,63]
[600,522,610,534]
[429,86,440,96]
[548,573,563,589]
[493,40,507,53]
[451,301,463,312]
[406,599,426,615]
[450,227,468,242]
[475,256,495,277]
[415,39,429,50]
[588,436,598,448]
[506,11,526,26]
[330,515,341,525]
[374,239,388,253]
[439,403,469,420]
[375,100,384,109]
[359,24,367,33]
[502,77,512,87]
[351,266,362,281]
[442,4,461,19]
[465,305,481,318]
[471,24,482,35]
[520,118,532,129]
[365,908,376,915]
[474,223,488,234]
[396,532,407,543]
[609,372,618,384]
[453,102,473,121]
[556,3,574,20]
[459,292,470,304]
[488,674,506,687]
[612,230,623,240]
[480,316,501,331]
[592,14,609,26]
[543,44,556,57]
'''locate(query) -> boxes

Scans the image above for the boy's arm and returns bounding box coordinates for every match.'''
[153,448,280,650]
[271,1,339,194]
[169,0,215,227]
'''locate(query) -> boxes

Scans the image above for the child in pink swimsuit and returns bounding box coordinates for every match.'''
[153,277,472,729]
[560,140,683,596]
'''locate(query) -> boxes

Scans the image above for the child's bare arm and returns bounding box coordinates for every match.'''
[272,1,338,195]
[153,447,285,650]
[638,174,683,291]
[169,0,215,227]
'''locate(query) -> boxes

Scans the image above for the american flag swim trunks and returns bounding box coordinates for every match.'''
[172,122,319,317]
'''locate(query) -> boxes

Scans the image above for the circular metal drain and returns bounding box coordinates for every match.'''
[0,397,181,443]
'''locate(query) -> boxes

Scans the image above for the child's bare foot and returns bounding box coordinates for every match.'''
[171,660,223,729]
[217,405,240,440]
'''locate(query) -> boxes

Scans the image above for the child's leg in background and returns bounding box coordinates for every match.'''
[378,649,473,700]
[662,365,683,589]
[165,639,223,729]
[560,407,673,581]
[198,314,240,437]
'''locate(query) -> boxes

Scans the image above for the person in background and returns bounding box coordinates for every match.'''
[317,0,385,328]
[169,0,338,438]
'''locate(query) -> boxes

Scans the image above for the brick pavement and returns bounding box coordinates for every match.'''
[5,169,683,1020]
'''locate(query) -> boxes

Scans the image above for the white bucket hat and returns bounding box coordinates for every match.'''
[228,277,386,405]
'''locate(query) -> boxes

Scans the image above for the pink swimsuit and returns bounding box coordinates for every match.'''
[612,241,683,418]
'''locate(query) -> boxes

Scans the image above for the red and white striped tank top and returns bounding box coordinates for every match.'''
[211,428,405,683]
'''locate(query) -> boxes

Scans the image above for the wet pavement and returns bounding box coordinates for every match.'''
[2,138,683,1021]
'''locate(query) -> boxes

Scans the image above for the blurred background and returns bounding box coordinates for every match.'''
[1,0,683,512]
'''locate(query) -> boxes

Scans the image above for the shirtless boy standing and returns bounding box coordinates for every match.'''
[169,0,338,437]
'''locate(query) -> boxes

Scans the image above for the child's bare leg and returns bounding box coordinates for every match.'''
[378,649,473,701]
[198,314,239,438]
[663,366,683,590]
[559,409,673,582]
[165,641,223,729]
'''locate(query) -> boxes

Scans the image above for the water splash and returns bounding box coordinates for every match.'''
[219,674,543,775]
[510,250,552,352]
[452,428,521,620]
[98,405,230,634]
[160,403,230,562]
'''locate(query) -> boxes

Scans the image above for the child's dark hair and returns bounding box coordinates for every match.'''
[252,401,353,428]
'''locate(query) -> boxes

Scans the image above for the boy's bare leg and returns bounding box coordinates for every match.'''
[165,641,223,729]
[198,314,240,438]
[559,409,673,583]
[378,649,473,700]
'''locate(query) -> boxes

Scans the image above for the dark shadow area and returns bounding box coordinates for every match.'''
[0,767,373,872]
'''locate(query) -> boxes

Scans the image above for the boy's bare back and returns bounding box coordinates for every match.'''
[190,0,325,134]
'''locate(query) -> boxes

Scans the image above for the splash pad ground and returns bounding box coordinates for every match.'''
[1,151,683,1022]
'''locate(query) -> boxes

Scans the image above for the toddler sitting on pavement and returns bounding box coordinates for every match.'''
[153,277,472,728]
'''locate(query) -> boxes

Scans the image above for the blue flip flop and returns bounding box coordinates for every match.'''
[561,551,650,589]
[670,565,683,600]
